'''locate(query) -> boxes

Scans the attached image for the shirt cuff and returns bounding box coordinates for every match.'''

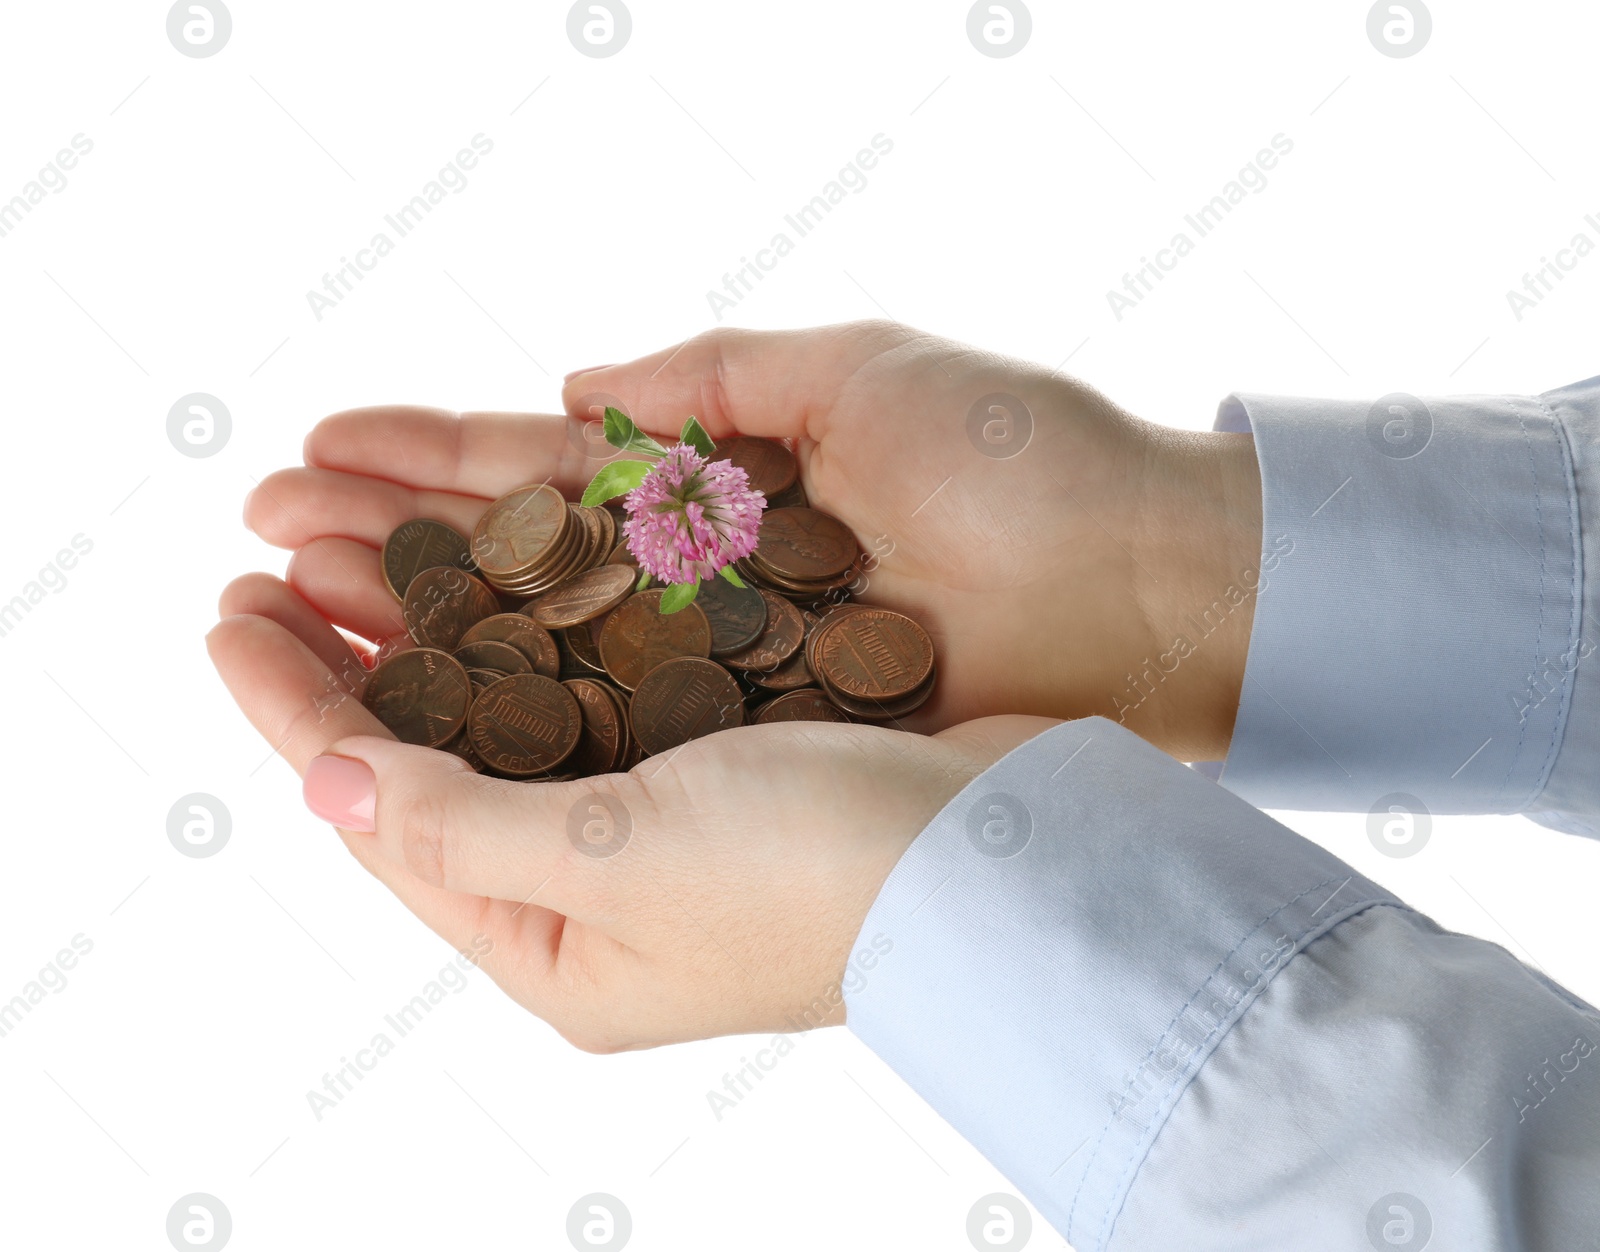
[1212,381,1592,824]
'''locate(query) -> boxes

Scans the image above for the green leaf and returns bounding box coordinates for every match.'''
[634,567,652,592]
[718,565,747,589]
[580,458,651,507]
[680,415,716,459]
[603,407,668,459]
[658,580,700,614]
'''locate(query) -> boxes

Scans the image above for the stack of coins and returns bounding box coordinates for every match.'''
[361,435,937,780]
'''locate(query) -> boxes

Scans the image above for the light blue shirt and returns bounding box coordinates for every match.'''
[845,378,1600,1250]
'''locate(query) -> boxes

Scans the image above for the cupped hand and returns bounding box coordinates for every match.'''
[207,578,1053,1050]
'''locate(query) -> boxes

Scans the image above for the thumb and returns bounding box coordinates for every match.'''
[303,736,636,917]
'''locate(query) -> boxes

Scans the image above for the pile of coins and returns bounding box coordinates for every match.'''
[360,435,937,780]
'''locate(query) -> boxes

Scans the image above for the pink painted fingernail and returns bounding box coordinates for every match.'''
[303,755,377,832]
[564,363,615,382]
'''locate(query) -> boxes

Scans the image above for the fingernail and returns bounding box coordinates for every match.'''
[303,755,377,832]
[563,363,615,382]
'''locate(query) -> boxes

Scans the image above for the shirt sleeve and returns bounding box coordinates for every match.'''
[1209,376,1599,834]
[843,717,1600,1251]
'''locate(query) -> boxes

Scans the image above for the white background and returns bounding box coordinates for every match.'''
[1,1,1597,1248]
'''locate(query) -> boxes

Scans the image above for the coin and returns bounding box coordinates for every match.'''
[753,689,849,724]
[381,519,475,600]
[628,657,745,756]
[720,589,805,671]
[454,639,533,676]
[747,644,814,691]
[471,484,570,586]
[694,572,767,656]
[812,608,934,701]
[561,677,627,775]
[403,566,501,651]
[522,564,638,629]
[362,647,472,746]
[466,674,583,776]
[560,621,607,674]
[598,588,712,691]
[714,435,798,497]
[818,665,937,721]
[751,507,859,581]
[459,614,561,679]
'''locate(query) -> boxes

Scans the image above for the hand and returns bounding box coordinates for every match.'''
[563,321,1263,761]
[207,580,1052,1049]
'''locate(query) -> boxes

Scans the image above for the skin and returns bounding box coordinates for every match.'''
[212,320,1262,1051]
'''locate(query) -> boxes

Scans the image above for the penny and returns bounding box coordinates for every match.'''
[402,566,501,651]
[362,647,472,747]
[471,484,570,583]
[467,674,583,776]
[381,519,474,600]
[694,572,767,656]
[752,507,859,581]
[629,657,745,756]
[598,588,712,691]
[459,614,561,679]
[523,564,638,629]
[720,589,805,671]
[453,639,533,676]
[714,435,798,497]
[813,608,934,701]
[466,667,509,694]
[561,678,627,776]
[819,665,937,721]
[560,622,607,674]
[753,689,849,724]
[605,539,652,588]
[748,644,814,691]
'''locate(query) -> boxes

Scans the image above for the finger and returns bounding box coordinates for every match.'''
[285,539,409,645]
[316,734,639,924]
[218,572,370,682]
[246,466,488,550]
[206,613,515,957]
[559,321,910,441]
[303,406,601,500]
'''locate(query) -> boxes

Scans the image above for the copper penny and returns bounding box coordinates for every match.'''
[561,678,627,775]
[753,507,859,581]
[459,614,561,679]
[467,674,582,776]
[714,435,798,497]
[720,589,805,671]
[695,572,767,656]
[753,689,849,724]
[471,484,569,579]
[381,519,474,600]
[819,665,937,721]
[362,647,472,746]
[597,588,712,691]
[560,622,608,674]
[403,567,501,651]
[748,645,814,691]
[454,639,533,676]
[628,657,745,756]
[523,564,638,629]
[813,608,934,701]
